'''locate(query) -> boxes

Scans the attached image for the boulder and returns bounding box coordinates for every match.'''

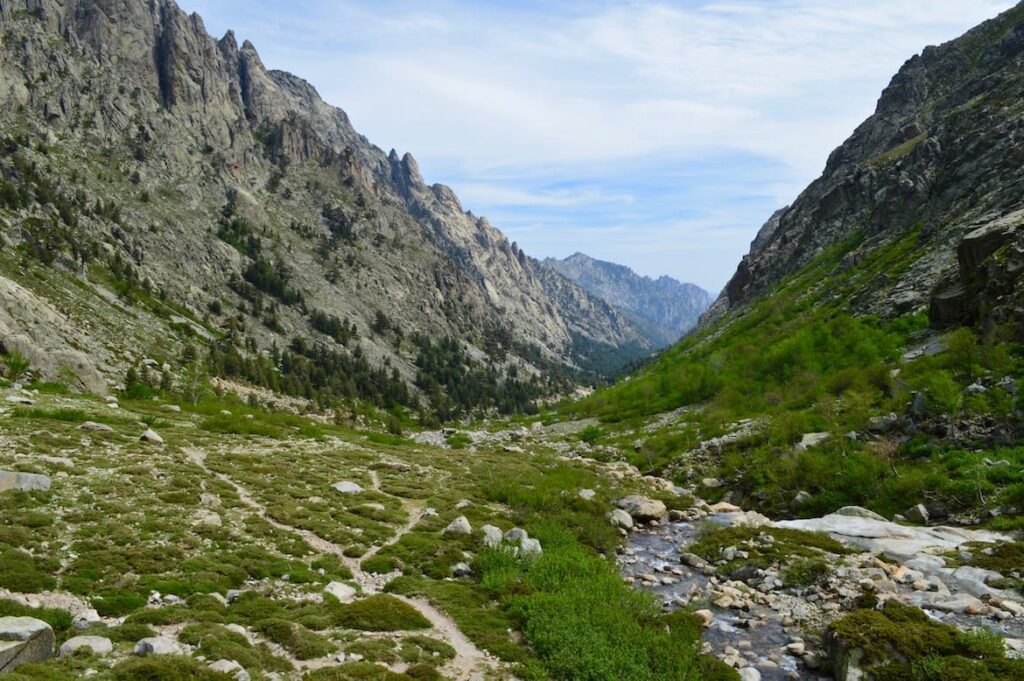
[504,528,528,544]
[0,617,55,673]
[139,429,164,445]
[443,516,472,535]
[133,636,181,656]
[834,506,887,522]
[57,635,112,657]
[903,504,930,524]
[520,538,543,557]
[325,582,357,604]
[79,421,113,432]
[793,491,813,506]
[1,333,106,395]
[608,508,634,530]
[738,669,761,681]
[0,472,51,493]
[332,481,363,494]
[615,495,667,522]
[208,659,250,681]
[795,432,830,451]
[480,524,503,548]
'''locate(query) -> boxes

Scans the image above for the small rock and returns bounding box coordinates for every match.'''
[615,495,667,522]
[443,516,472,535]
[79,421,113,432]
[834,506,887,521]
[451,562,472,577]
[794,432,829,451]
[332,481,363,494]
[785,641,805,656]
[208,659,250,681]
[792,491,812,506]
[739,668,761,681]
[903,504,930,524]
[694,609,714,627]
[578,489,596,500]
[520,538,543,557]
[139,429,163,445]
[480,525,503,548]
[133,637,181,656]
[58,636,112,657]
[504,528,529,544]
[608,508,634,530]
[964,383,988,395]
[0,472,51,493]
[325,582,357,604]
[455,499,472,509]
[701,478,723,488]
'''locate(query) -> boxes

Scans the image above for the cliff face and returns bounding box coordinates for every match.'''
[543,253,712,347]
[707,2,1024,331]
[0,0,653,388]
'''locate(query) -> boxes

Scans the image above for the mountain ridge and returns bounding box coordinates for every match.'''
[543,252,712,348]
[0,0,655,410]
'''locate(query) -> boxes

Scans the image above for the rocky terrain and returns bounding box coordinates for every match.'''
[543,253,712,347]
[0,0,655,405]
[704,2,1024,330]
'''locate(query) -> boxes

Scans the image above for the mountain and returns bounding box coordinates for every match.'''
[0,0,655,413]
[704,2,1024,330]
[543,253,712,348]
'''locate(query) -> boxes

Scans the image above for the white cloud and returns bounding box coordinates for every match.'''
[179,0,1016,290]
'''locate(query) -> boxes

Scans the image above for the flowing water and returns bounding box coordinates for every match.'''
[623,519,1024,680]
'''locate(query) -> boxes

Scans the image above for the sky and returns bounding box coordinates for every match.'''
[178,0,1014,293]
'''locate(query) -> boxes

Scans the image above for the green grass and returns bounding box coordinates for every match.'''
[829,601,1024,680]
[330,595,431,631]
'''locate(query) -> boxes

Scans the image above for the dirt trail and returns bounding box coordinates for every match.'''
[183,447,502,680]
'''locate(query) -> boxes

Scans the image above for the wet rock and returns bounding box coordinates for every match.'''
[58,636,112,657]
[0,617,55,672]
[738,668,761,681]
[694,609,714,627]
[0,472,51,493]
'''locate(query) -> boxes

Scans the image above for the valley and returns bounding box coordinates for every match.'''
[1,0,1024,680]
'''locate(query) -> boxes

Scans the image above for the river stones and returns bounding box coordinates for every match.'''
[615,495,667,522]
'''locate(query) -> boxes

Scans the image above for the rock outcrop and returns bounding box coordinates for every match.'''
[706,2,1024,331]
[0,0,653,397]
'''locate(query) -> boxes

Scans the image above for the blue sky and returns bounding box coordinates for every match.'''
[178,0,1013,292]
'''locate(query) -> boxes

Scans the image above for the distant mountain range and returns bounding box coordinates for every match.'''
[542,253,713,348]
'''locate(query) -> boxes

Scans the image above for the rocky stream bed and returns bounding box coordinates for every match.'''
[618,501,1024,680]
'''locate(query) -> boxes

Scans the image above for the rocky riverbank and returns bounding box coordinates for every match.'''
[614,495,1024,680]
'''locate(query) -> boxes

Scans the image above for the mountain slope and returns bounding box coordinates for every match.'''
[705,1,1024,331]
[0,0,653,410]
[543,253,712,347]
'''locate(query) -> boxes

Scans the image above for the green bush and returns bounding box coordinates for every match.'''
[330,595,431,632]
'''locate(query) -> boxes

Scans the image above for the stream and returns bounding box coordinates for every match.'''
[622,517,1024,681]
